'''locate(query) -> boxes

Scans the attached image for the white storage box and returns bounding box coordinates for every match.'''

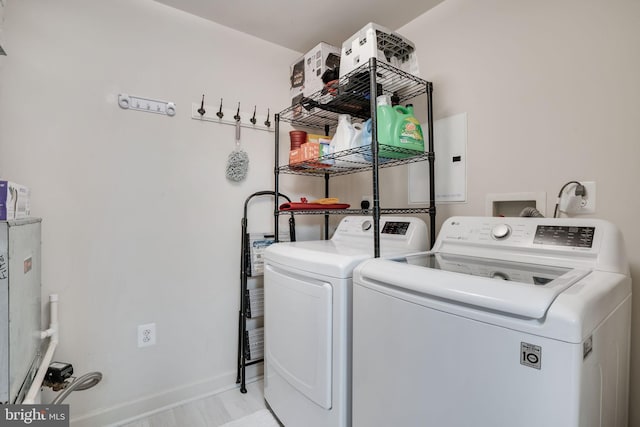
[290,42,341,105]
[339,22,419,77]
[0,181,31,220]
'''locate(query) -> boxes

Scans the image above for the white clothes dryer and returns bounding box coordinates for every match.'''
[352,216,631,427]
[263,216,428,427]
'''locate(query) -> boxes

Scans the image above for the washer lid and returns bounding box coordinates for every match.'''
[356,253,591,319]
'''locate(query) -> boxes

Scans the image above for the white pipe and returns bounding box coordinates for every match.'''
[23,294,59,404]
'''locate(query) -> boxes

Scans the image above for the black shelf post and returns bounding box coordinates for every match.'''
[273,113,280,242]
[426,82,436,248]
[324,124,331,240]
[368,58,381,257]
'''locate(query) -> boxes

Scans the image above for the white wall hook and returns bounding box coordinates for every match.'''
[118,94,176,117]
[118,94,130,109]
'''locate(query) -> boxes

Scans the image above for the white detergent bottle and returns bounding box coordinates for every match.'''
[352,122,363,147]
[330,114,356,168]
[350,122,366,164]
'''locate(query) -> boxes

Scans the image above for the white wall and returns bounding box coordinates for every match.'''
[0,0,322,424]
[349,0,640,423]
[3,0,639,424]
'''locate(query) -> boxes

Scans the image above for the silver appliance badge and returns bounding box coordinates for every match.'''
[521,342,542,370]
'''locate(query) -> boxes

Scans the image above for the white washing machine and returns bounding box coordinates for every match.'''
[263,216,428,427]
[352,216,631,427]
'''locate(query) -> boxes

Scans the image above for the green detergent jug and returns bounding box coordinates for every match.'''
[376,97,425,159]
[386,104,424,159]
[375,95,396,158]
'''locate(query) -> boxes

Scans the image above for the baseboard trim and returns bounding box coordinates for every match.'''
[70,367,262,427]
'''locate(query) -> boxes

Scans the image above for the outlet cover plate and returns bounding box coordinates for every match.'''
[578,181,596,214]
[138,323,156,348]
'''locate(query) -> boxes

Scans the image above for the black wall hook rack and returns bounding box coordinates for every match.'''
[191,98,274,133]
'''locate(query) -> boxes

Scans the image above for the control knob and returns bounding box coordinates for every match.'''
[491,224,511,239]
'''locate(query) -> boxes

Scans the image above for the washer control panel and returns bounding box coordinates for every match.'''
[432,216,627,276]
[436,217,604,254]
[533,225,595,248]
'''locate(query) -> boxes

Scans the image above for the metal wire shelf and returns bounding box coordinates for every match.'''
[278,61,432,131]
[280,144,433,177]
[276,207,435,216]
[272,57,437,252]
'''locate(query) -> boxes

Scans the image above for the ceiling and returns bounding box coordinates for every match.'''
[153,0,445,53]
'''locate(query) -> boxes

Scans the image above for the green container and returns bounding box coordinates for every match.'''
[376,102,396,146]
[377,104,424,159]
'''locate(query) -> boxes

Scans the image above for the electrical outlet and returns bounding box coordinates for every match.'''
[361,195,373,210]
[578,181,596,214]
[138,323,156,348]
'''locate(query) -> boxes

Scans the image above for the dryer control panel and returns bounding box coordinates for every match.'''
[332,216,428,252]
[381,221,411,235]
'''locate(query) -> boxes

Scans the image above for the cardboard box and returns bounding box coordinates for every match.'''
[290,133,331,165]
[290,42,341,104]
[288,142,332,168]
[303,142,332,168]
[289,144,318,165]
[339,22,419,78]
[289,147,304,165]
[307,133,332,145]
[0,181,31,220]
